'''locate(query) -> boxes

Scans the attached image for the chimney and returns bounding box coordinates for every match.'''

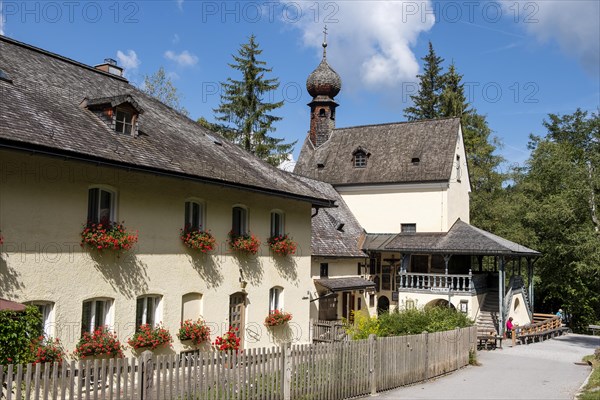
[95,58,123,77]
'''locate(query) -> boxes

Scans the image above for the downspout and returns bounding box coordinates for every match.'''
[498,256,505,336]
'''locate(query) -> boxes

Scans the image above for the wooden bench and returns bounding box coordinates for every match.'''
[588,325,600,336]
[477,334,503,350]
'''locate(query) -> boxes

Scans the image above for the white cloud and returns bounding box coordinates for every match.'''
[295,1,435,91]
[116,50,141,70]
[164,50,199,67]
[172,33,180,44]
[278,154,296,172]
[0,1,5,35]
[176,0,184,11]
[500,0,599,75]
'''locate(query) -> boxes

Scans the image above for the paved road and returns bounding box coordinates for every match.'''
[362,334,600,400]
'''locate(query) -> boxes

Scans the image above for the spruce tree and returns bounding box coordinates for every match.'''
[440,62,469,118]
[214,35,295,166]
[404,42,445,121]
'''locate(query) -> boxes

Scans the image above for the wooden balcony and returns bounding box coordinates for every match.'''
[397,271,488,294]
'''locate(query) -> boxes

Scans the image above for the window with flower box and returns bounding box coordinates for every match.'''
[232,206,249,236]
[269,286,283,312]
[184,200,205,231]
[81,298,113,335]
[136,295,162,330]
[87,187,116,224]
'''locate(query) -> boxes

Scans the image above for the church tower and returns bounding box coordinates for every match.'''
[306,27,342,147]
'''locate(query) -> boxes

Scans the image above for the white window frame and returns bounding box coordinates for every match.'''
[269,286,283,312]
[184,200,206,231]
[270,210,285,237]
[232,205,249,236]
[87,186,117,224]
[82,298,114,334]
[353,152,367,168]
[136,295,163,329]
[27,301,55,338]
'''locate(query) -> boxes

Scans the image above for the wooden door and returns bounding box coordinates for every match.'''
[229,292,246,347]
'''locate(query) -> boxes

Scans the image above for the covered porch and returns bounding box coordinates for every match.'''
[363,219,540,335]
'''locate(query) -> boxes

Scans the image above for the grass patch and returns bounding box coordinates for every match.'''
[578,349,600,400]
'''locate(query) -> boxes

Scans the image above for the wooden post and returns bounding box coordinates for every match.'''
[368,334,378,396]
[512,329,517,347]
[141,350,154,400]
[283,343,292,400]
[498,257,505,337]
[423,331,429,381]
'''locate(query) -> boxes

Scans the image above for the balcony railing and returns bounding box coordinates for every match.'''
[397,271,487,294]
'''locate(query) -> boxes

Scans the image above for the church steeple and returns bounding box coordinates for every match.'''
[306,26,341,147]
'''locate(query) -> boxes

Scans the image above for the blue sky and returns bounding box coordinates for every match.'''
[1,0,598,168]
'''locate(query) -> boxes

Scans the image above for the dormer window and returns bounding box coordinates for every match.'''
[352,146,370,168]
[82,94,144,137]
[115,108,134,135]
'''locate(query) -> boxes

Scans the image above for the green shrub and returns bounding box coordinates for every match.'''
[347,306,473,339]
[0,306,43,364]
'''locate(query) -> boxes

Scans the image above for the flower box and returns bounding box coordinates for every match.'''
[74,326,125,359]
[267,234,297,257]
[180,227,216,253]
[128,324,172,350]
[31,336,66,365]
[227,231,261,255]
[213,327,241,351]
[264,310,292,327]
[80,221,138,251]
[177,319,211,346]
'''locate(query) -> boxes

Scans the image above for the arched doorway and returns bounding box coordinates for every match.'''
[425,299,456,309]
[377,296,390,315]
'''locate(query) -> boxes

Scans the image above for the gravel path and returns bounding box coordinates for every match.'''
[361,334,600,400]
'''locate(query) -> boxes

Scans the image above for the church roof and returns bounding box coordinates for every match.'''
[293,174,367,258]
[294,118,461,185]
[365,219,540,256]
[0,36,334,207]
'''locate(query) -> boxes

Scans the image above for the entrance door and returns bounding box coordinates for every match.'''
[341,292,357,322]
[377,296,390,315]
[229,292,246,347]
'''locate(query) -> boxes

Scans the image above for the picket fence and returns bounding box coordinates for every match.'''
[1,326,477,400]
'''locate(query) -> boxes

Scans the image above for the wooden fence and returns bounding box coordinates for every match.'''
[1,326,477,400]
[311,320,347,343]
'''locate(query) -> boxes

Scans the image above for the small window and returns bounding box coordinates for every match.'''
[269,286,283,312]
[401,223,416,233]
[185,201,205,231]
[270,211,284,237]
[353,151,367,168]
[82,298,113,335]
[232,206,248,236]
[320,263,329,278]
[369,294,375,308]
[27,301,54,338]
[411,157,420,164]
[88,187,115,224]
[456,155,462,182]
[115,108,133,135]
[136,295,162,329]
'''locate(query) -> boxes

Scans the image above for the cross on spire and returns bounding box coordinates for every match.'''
[322,25,328,59]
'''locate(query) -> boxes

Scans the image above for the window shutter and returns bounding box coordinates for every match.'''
[136,298,144,329]
[87,188,99,223]
[184,202,190,229]
[81,301,92,335]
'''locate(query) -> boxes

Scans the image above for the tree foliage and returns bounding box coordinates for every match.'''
[141,67,189,116]
[214,35,295,166]
[404,42,445,121]
[0,306,43,364]
[514,110,600,330]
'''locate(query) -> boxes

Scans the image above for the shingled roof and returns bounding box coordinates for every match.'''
[294,118,461,185]
[367,219,539,256]
[293,175,367,258]
[0,36,334,207]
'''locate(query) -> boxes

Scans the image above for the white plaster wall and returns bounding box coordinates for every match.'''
[0,150,314,356]
[338,185,449,233]
[446,126,471,225]
[508,292,531,326]
[396,292,480,321]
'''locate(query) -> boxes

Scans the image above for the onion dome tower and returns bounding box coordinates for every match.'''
[307,26,342,147]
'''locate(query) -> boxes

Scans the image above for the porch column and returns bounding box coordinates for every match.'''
[527,257,535,313]
[444,254,452,307]
[498,256,505,336]
[477,255,483,272]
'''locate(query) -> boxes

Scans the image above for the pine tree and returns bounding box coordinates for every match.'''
[214,35,295,166]
[440,62,469,118]
[141,67,189,116]
[404,42,445,121]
